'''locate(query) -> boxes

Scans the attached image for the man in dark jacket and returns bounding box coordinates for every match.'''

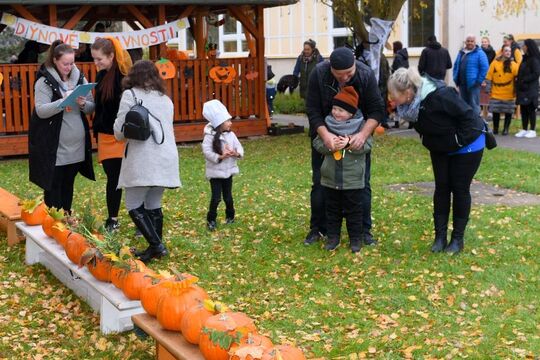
[418,35,452,80]
[303,47,385,247]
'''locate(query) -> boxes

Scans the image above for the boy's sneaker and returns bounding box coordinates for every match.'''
[515,129,528,137]
[304,229,323,245]
[324,237,340,251]
[105,218,120,232]
[207,220,217,231]
[525,130,537,138]
[225,218,235,224]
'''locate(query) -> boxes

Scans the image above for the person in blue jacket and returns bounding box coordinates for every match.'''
[453,34,489,115]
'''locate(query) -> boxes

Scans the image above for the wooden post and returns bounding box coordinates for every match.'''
[158,5,166,58]
[256,5,269,127]
[49,5,57,27]
[194,13,206,59]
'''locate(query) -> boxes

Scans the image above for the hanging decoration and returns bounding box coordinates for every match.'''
[209,65,237,84]
[155,58,176,80]
[0,12,189,49]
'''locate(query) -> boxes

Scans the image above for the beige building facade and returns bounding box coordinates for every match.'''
[263,0,540,82]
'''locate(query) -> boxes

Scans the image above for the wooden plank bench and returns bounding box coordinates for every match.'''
[17,222,145,334]
[132,313,205,360]
[0,187,24,246]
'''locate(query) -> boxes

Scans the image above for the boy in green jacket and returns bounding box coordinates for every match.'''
[313,86,372,253]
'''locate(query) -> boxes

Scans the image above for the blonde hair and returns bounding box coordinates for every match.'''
[387,67,423,96]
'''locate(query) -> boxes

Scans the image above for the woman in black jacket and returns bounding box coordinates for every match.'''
[29,40,95,213]
[91,37,132,231]
[388,67,485,254]
[515,39,540,138]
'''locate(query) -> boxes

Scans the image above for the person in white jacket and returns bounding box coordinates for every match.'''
[113,60,180,263]
[202,100,244,231]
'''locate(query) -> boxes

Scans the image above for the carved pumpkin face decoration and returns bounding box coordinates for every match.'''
[155,58,176,80]
[209,65,237,84]
[245,71,258,81]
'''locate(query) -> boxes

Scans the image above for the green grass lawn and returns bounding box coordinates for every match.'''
[0,133,539,359]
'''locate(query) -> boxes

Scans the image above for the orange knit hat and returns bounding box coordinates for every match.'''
[333,86,358,115]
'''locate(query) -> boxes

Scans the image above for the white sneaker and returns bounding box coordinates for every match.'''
[515,129,528,138]
[524,130,537,138]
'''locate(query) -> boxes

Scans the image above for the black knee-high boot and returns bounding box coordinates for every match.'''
[129,205,168,263]
[502,116,512,136]
[445,217,468,254]
[431,213,448,252]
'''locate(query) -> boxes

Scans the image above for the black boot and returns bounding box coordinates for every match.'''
[502,117,511,135]
[431,213,448,252]
[133,208,163,257]
[129,206,168,263]
[493,118,499,135]
[324,236,340,251]
[445,217,468,254]
[350,236,363,253]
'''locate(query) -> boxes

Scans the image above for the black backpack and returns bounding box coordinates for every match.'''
[122,89,164,144]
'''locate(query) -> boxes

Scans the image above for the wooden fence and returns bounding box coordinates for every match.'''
[0,57,266,156]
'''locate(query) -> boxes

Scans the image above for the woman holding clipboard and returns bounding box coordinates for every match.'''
[91,37,132,232]
[29,40,96,214]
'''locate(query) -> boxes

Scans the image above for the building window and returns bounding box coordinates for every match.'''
[223,16,237,35]
[407,0,435,47]
[329,6,352,50]
[219,15,248,56]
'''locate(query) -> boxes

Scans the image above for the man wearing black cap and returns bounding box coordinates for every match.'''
[303,46,385,247]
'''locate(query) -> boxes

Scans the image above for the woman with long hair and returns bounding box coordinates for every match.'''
[29,40,95,213]
[91,37,132,231]
[113,60,180,263]
[484,46,519,135]
[515,39,540,138]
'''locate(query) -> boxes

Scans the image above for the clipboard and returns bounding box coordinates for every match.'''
[57,82,96,109]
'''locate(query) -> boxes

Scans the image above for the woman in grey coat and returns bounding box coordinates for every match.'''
[113,60,180,263]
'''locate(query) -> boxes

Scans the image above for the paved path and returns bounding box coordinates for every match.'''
[270,114,540,154]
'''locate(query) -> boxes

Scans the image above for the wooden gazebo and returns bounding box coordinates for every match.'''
[0,0,297,156]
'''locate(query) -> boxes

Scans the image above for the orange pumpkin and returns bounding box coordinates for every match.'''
[140,280,171,317]
[51,222,71,248]
[229,333,274,359]
[245,71,259,81]
[20,200,47,226]
[64,232,90,265]
[122,264,154,300]
[155,58,176,80]
[209,65,237,84]
[199,312,257,360]
[110,265,127,290]
[156,283,208,331]
[180,300,228,345]
[42,207,65,238]
[262,345,306,360]
[374,125,385,135]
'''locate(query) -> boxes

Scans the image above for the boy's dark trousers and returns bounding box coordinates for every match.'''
[324,187,364,243]
[207,176,235,222]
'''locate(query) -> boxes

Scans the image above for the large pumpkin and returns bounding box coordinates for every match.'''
[20,200,47,226]
[140,279,171,317]
[209,65,237,84]
[155,58,176,80]
[64,232,90,265]
[199,312,257,360]
[42,207,65,238]
[262,345,306,360]
[122,262,154,300]
[180,300,228,345]
[156,283,208,331]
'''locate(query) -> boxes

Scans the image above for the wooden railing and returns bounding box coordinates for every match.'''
[0,57,261,135]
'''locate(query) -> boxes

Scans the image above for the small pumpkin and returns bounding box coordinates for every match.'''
[110,265,127,290]
[199,312,257,360]
[20,198,47,225]
[374,125,385,135]
[155,58,176,80]
[51,222,72,248]
[245,70,259,81]
[122,261,154,300]
[229,333,274,360]
[209,65,237,84]
[64,232,90,265]
[82,249,113,282]
[42,207,65,238]
[140,279,171,317]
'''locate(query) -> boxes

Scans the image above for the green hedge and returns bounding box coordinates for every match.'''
[273,92,306,114]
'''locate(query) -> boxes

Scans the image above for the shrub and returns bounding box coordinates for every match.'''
[273,92,306,114]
